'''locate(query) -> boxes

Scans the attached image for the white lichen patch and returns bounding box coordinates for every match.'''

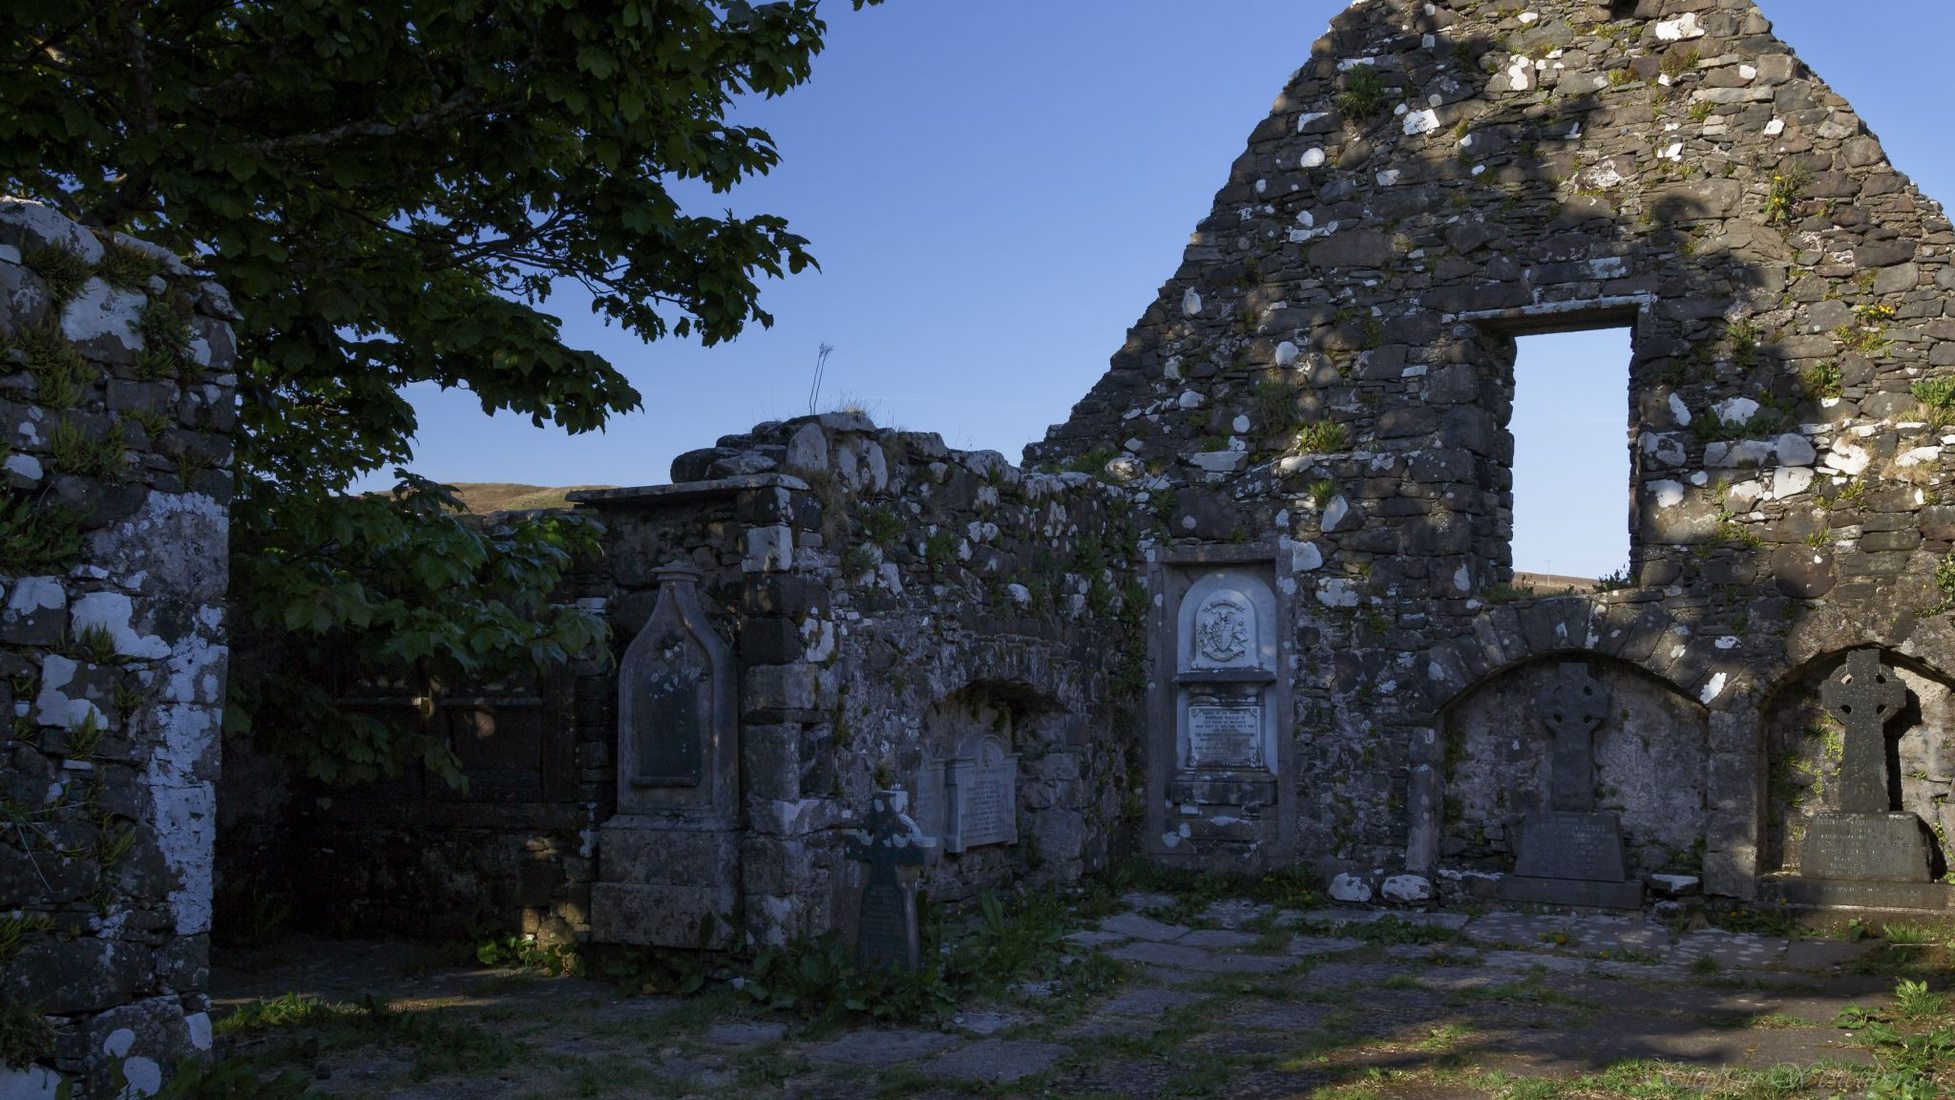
[1402,109,1440,137]
[69,591,173,659]
[35,655,107,729]
[60,278,148,352]
[1655,12,1705,41]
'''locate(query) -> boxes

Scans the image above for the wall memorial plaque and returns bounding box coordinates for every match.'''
[944,733,1018,853]
[593,562,742,951]
[612,563,736,818]
[1185,687,1264,770]
[1803,812,1932,882]
[1170,570,1281,782]
[635,649,705,786]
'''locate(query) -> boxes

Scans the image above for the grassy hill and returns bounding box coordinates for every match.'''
[447,483,615,513]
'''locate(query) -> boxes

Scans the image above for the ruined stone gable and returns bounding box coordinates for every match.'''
[1031,0,1955,903]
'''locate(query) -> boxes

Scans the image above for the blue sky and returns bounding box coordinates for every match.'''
[380,1,1955,577]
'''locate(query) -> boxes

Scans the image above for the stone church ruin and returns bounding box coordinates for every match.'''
[222,0,1955,957]
[10,0,1955,1091]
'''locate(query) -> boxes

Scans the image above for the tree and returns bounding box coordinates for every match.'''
[1,0,876,782]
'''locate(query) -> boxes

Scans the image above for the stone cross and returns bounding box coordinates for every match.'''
[1541,662,1610,812]
[1819,648,1909,814]
[846,789,935,972]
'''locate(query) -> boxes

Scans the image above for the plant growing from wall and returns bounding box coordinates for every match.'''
[18,321,87,409]
[45,418,127,481]
[1801,361,1844,401]
[1834,302,1896,356]
[20,245,90,305]
[94,241,165,290]
[0,998,52,1070]
[134,297,196,382]
[1295,419,1349,454]
[1764,168,1811,227]
[1336,65,1387,119]
[3,0,882,785]
[0,493,82,575]
[1913,377,1955,429]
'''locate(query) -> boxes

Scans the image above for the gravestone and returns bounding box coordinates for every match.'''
[1779,649,1941,908]
[848,789,936,971]
[592,563,742,948]
[1498,663,1644,909]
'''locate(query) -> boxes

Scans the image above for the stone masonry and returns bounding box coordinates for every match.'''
[0,199,236,1097]
[1028,0,1955,903]
[234,0,1955,965]
[574,413,1150,947]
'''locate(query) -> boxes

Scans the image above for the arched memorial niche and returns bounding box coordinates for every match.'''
[1439,655,1710,877]
[908,682,1059,903]
[1760,650,1954,883]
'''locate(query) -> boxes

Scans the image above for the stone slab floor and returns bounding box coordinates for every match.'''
[208,897,1955,1099]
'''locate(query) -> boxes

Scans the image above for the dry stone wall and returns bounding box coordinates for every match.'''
[0,200,235,1097]
[1030,0,1955,903]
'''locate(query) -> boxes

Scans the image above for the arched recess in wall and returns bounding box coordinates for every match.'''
[1759,649,1955,881]
[904,680,1080,903]
[1436,653,1711,877]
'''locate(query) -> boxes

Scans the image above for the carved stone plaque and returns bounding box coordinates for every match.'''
[635,648,705,786]
[1802,812,1932,882]
[1512,811,1629,882]
[1186,687,1263,770]
[610,562,737,820]
[1193,591,1255,667]
[944,734,1017,853]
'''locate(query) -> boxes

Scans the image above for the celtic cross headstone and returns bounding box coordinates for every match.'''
[1498,662,1643,909]
[1818,647,1908,814]
[847,789,936,971]
[1798,648,1934,888]
[1543,662,1610,812]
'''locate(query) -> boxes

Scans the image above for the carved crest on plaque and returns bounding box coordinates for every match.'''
[1194,591,1254,666]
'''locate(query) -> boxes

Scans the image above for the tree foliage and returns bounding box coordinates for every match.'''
[1,0,874,783]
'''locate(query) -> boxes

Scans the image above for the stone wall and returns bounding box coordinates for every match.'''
[579,412,1148,947]
[0,200,235,1097]
[1028,0,1955,902]
[239,412,1149,951]
[1443,656,1710,876]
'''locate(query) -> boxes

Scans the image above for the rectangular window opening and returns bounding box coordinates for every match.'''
[1509,326,1634,591]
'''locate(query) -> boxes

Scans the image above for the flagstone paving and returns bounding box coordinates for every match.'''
[208,896,1952,1099]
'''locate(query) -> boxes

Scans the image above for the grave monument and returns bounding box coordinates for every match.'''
[848,789,936,971]
[1777,649,1945,910]
[1497,664,1644,909]
[592,563,743,947]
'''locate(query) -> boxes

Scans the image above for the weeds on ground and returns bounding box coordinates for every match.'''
[217,992,519,1083]
[741,889,1125,1026]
